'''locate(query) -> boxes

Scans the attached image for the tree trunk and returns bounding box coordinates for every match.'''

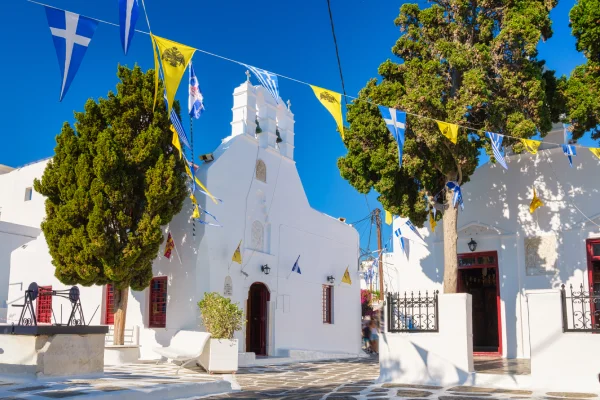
[113,288,129,345]
[442,188,459,294]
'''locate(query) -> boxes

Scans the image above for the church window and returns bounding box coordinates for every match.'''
[24,187,33,201]
[251,221,264,251]
[149,277,167,328]
[322,285,333,324]
[37,286,52,324]
[104,284,115,325]
[256,159,266,183]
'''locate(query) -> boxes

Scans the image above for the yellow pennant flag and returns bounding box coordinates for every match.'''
[184,160,218,204]
[171,126,182,159]
[310,85,344,140]
[429,211,437,232]
[385,210,393,225]
[232,240,242,264]
[529,188,544,214]
[152,34,196,115]
[341,266,352,285]
[521,138,542,155]
[589,148,600,160]
[436,121,459,144]
[192,204,200,219]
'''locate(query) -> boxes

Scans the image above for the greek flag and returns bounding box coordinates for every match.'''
[562,144,576,167]
[118,0,139,55]
[446,181,464,210]
[379,106,406,168]
[405,220,424,242]
[292,255,301,274]
[45,7,99,101]
[394,227,406,256]
[188,62,205,119]
[244,64,279,104]
[486,132,508,169]
[165,93,191,149]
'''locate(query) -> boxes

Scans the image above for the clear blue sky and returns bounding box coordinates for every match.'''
[1,0,588,251]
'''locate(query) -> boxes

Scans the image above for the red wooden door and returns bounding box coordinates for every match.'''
[246,283,269,356]
[586,239,600,328]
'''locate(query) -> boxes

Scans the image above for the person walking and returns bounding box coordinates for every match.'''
[369,320,379,354]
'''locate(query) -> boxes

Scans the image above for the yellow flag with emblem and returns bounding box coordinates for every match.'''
[171,126,182,159]
[429,211,437,232]
[232,240,242,264]
[529,188,544,214]
[385,210,393,225]
[436,121,459,144]
[341,266,352,285]
[151,34,196,115]
[521,138,542,155]
[310,85,344,140]
[190,193,200,219]
[590,148,600,160]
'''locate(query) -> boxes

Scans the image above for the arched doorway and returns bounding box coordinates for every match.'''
[246,282,270,356]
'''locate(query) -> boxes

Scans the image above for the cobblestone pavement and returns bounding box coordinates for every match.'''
[199,357,598,400]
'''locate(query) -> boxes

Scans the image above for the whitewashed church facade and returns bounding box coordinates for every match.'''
[0,79,361,361]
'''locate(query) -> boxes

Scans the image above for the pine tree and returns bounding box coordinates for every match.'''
[34,65,188,344]
[563,0,600,140]
[338,0,558,293]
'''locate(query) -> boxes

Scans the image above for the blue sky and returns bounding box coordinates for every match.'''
[1,0,589,251]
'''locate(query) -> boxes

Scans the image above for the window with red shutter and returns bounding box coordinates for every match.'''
[149,277,167,328]
[37,286,52,324]
[322,285,333,324]
[105,284,115,325]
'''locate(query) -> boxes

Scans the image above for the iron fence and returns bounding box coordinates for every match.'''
[386,290,439,333]
[561,283,600,333]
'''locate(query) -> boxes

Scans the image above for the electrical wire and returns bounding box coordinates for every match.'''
[325,0,348,108]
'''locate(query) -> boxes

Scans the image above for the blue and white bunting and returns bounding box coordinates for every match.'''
[446,181,464,210]
[292,255,301,274]
[394,227,406,257]
[244,64,279,104]
[188,62,205,119]
[379,106,406,168]
[405,220,425,243]
[562,144,577,167]
[45,7,98,101]
[166,93,191,149]
[486,132,508,169]
[118,0,139,55]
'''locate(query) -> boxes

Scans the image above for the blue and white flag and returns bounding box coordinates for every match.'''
[562,144,577,167]
[446,181,464,210]
[405,220,425,243]
[379,106,406,168]
[188,62,205,119]
[45,7,98,101]
[118,0,139,55]
[165,93,191,149]
[563,123,573,143]
[486,132,508,169]
[394,227,406,256]
[292,255,301,274]
[244,64,279,104]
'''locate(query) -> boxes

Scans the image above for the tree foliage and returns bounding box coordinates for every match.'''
[198,292,245,340]
[34,65,187,293]
[563,0,600,140]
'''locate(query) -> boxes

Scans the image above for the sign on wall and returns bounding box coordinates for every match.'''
[525,235,558,276]
[224,275,233,297]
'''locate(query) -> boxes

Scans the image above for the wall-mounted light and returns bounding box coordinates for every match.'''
[261,264,271,275]
[199,153,214,163]
[468,238,477,252]
[327,275,335,284]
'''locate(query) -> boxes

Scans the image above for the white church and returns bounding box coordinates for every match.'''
[0,79,361,362]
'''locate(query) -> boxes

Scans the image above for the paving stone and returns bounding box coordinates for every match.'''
[397,389,433,397]
[10,385,52,392]
[37,391,87,398]
[546,393,598,399]
[383,383,443,390]
[366,395,390,398]
[448,386,533,395]
[438,396,498,400]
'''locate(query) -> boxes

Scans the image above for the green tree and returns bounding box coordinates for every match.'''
[563,0,600,140]
[34,65,188,344]
[338,0,558,292]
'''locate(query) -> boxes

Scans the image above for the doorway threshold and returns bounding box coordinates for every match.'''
[474,356,530,376]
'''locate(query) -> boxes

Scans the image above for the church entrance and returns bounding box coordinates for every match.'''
[246,282,270,356]
[457,251,502,355]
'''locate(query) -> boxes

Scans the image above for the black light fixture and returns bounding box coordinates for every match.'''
[468,238,477,252]
[327,275,335,284]
[260,264,271,275]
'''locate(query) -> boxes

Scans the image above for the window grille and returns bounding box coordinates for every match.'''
[149,277,167,328]
[322,285,333,324]
[37,286,52,324]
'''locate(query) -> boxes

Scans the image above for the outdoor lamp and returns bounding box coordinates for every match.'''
[261,264,271,275]
[327,275,335,284]
[468,238,477,252]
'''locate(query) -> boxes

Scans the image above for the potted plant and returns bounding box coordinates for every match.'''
[197,292,244,373]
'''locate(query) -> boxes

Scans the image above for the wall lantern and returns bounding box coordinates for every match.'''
[327,275,335,284]
[468,238,477,252]
[261,264,271,275]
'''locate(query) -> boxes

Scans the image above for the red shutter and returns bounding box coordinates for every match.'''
[149,277,167,328]
[105,284,115,325]
[322,285,333,324]
[37,286,52,324]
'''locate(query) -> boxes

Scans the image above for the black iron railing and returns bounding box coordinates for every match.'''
[561,284,600,333]
[386,290,439,333]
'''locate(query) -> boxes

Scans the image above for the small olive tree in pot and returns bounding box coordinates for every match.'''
[197,292,244,373]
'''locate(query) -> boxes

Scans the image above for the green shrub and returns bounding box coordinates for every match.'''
[198,292,244,339]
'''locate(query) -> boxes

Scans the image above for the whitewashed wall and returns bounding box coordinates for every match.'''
[390,127,600,359]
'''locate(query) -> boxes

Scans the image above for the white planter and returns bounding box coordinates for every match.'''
[104,345,141,365]
[198,339,238,374]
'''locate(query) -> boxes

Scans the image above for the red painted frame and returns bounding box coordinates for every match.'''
[457,251,503,357]
[104,284,115,325]
[37,286,52,324]
[149,277,168,328]
[586,239,600,328]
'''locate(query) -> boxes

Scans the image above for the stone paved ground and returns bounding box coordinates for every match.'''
[198,357,598,400]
